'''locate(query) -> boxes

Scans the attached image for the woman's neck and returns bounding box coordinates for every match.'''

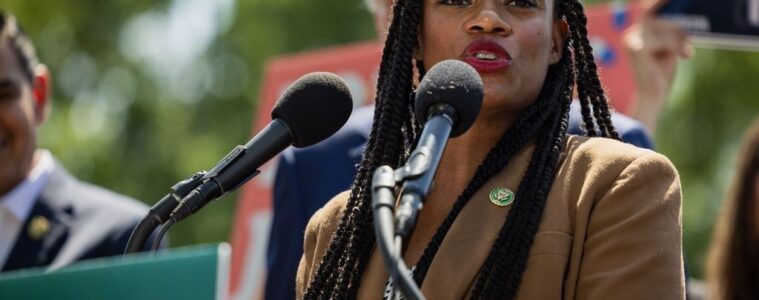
[399,107,518,266]
[429,108,516,201]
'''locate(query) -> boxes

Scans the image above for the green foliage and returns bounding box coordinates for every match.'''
[1,0,374,247]
[657,48,759,277]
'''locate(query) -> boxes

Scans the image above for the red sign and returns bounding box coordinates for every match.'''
[228,41,382,299]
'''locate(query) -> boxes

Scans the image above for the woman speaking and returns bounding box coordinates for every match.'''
[296,0,685,299]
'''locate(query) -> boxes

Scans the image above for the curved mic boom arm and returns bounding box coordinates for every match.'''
[370,103,456,300]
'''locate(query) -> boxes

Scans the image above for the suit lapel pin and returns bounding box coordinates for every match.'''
[489,187,515,207]
[28,216,51,240]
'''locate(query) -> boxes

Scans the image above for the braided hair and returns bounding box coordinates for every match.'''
[304,0,618,298]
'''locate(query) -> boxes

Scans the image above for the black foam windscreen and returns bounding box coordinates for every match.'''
[271,72,353,147]
[415,60,483,137]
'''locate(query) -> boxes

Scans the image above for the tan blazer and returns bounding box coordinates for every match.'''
[296,136,685,299]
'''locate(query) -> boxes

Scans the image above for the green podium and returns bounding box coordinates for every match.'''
[0,243,230,300]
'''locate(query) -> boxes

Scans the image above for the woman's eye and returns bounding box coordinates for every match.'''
[506,0,538,8]
[438,0,473,6]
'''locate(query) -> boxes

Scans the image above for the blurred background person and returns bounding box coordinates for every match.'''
[0,11,154,273]
[264,0,691,298]
[707,116,759,300]
[626,0,693,134]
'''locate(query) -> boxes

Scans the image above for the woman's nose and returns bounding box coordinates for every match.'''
[465,8,512,36]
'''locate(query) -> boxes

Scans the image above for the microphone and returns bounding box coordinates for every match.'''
[370,60,483,299]
[169,72,354,222]
[395,59,483,235]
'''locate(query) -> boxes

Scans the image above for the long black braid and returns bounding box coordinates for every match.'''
[566,1,619,139]
[304,0,421,298]
[303,0,618,298]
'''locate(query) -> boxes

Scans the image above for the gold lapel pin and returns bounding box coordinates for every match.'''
[28,216,51,240]
[489,187,515,207]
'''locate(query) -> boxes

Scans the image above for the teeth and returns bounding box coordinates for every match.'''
[475,52,499,60]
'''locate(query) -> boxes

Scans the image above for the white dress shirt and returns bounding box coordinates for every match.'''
[0,150,54,268]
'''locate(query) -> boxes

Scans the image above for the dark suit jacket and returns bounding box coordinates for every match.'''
[265,105,654,299]
[1,160,152,272]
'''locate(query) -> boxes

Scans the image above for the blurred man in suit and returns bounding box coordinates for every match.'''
[0,11,154,273]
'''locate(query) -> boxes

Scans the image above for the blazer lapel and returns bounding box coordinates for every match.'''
[1,199,70,272]
[357,248,391,300]
[357,143,535,299]
[420,143,534,298]
[1,165,73,272]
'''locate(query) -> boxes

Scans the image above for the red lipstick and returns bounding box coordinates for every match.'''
[462,39,512,73]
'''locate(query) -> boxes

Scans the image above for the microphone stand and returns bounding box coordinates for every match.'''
[125,139,265,255]
[372,167,423,300]
[371,104,454,300]
[124,171,207,254]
